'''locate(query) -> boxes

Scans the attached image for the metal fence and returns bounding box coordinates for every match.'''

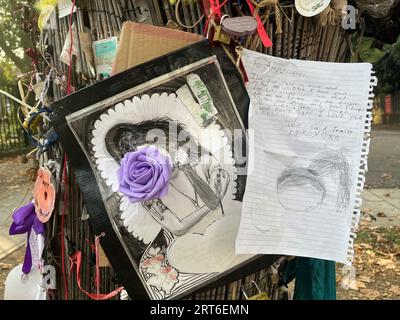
[0,85,29,153]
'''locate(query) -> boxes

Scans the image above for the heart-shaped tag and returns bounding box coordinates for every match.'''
[221,16,258,37]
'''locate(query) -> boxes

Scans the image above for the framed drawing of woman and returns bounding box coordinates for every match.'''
[52,41,278,299]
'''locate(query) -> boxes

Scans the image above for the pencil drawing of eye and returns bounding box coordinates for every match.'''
[276,150,351,212]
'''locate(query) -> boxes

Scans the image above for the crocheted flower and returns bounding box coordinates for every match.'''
[33,168,56,223]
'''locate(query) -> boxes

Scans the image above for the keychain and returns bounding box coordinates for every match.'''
[241,281,270,300]
[268,256,288,286]
[213,14,232,45]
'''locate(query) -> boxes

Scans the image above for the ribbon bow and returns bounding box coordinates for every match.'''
[9,203,45,274]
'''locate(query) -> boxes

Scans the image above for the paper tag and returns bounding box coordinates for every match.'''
[29,231,44,271]
[60,23,81,71]
[79,31,96,77]
[99,245,111,267]
[58,0,77,18]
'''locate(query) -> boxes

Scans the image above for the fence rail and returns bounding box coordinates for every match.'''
[0,85,29,153]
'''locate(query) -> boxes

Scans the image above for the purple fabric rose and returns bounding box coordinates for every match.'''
[118,146,172,203]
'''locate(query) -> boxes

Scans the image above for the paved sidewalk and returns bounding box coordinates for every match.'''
[362,188,400,228]
[0,155,34,260]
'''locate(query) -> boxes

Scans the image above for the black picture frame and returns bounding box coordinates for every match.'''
[51,40,279,299]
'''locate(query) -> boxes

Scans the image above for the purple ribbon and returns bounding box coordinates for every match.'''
[9,203,45,274]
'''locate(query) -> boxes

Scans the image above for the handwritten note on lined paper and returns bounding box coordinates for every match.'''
[236,49,375,265]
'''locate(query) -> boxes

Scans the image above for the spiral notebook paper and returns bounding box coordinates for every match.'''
[236,49,376,265]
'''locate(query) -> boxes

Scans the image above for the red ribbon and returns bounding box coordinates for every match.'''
[61,154,69,300]
[203,0,229,35]
[209,0,222,20]
[69,235,124,300]
[246,0,273,48]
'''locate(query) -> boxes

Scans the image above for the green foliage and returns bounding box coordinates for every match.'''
[0,0,39,85]
[375,36,400,94]
[350,35,385,63]
[359,48,385,64]
[350,33,400,94]
[0,60,19,85]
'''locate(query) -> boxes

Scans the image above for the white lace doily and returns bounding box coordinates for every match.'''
[91,92,238,244]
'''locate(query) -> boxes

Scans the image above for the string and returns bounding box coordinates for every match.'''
[60,1,76,300]
[175,0,205,29]
[95,233,105,298]
[67,0,76,95]
[61,154,69,300]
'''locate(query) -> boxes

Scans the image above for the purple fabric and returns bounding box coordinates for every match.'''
[118,147,172,203]
[9,203,45,274]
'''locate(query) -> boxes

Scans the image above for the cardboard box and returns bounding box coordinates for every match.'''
[112,22,204,75]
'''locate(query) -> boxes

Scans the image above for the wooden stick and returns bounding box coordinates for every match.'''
[311,23,322,61]
[101,0,113,37]
[162,0,172,21]
[106,0,119,35]
[100,0,110,37]
[287,7,294,58]
[195,1,204,33]
[93,0,104,39]
[292,13,301,59]
[282,11,288,58]
[149,0,163,26]
[267,16,273,55]
[86,1,96,41]
[304,17,314,60]
[275,30,282,57]
[337,32,349,62]
[317,26,327,61]
[189,0,200,34]
[299,17,309,60]
[128,0,137,22]
[112,0,123,30]
[328,25,341,62]
[322,25,334,61]
[75,9,88,77]
[181,0,193,32]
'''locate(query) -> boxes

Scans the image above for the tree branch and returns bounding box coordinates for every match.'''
[0,36,29,72]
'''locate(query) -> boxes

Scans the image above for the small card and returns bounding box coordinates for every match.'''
[93,37,118,78]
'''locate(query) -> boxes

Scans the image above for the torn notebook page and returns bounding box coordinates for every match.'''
[236,49,376,265]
